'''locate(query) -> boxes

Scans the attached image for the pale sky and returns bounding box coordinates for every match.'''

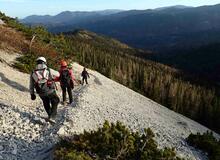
[0,0,220,18]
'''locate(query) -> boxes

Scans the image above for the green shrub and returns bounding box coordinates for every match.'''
[54,121,182,160]
[13,54,36,73]
[187,131,220,160]
[13,53,59,73]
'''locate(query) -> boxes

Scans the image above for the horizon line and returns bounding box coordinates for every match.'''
[3,3,220,19]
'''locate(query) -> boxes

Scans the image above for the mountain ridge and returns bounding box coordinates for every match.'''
[20,3,220,52]
[21,10,123,24]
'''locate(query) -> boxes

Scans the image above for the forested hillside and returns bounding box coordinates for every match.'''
[1,12,220,133]
[65,30,220,133]
[151,43,220,83]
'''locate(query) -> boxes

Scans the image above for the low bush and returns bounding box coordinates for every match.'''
[13,54,36,73]
[54,121,182,160]
[187,131,220,160]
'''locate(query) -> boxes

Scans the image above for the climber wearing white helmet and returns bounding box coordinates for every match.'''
[29,57,60,123]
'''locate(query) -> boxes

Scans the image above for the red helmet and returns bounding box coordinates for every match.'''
[60,60,67,67]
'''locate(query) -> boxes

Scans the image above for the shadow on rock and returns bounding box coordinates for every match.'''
[90,74,102,85]
[0,72,29,92]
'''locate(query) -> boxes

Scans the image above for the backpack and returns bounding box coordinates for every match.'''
[60,69,72,87]
[32,68,55,95]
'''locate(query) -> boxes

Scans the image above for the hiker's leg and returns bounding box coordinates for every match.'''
[50,93,60,118]
[67,86,73,104]
[82,78,84,85]
[85,78,88,84]
[40,96,51,117]
[61,86,67,102]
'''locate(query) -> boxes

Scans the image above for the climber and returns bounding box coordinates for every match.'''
[29,57,60,123]
[58,60,75,105]
[81,67,90,85]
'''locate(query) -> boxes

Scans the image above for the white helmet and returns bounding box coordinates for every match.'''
[36,57,47,63]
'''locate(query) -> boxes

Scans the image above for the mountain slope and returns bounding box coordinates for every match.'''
[1,14,220,159]
[151,43,220,83]
[154,5,193,11]
[21,10,123,26]
[21,4,220,52]
[65,29,152,58]
[0,50,80,160]
[0,50,219,160]
[2,14,220,133]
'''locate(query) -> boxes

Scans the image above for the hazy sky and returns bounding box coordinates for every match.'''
[0,0,220,18]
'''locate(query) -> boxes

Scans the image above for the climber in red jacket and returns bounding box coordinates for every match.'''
[57,60,75,105]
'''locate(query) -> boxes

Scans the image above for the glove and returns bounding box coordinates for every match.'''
[31,94,36,100]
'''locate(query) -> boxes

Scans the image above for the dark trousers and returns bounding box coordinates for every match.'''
[61,85,73,104]
[40,93,60,118]
[82,77,88,85]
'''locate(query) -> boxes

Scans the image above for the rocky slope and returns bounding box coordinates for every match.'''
[0,50,219,160]
[0,19,4,25]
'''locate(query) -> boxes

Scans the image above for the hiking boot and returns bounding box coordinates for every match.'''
[70,101,75,107]
[61,101,67,106]
[47,116,56,124]
[49,117,56,123]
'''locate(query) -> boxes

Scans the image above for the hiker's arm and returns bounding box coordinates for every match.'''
[49,68,60,81]
[69,70,75,81]
[54,76,60,82]
[87,72,90,78]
